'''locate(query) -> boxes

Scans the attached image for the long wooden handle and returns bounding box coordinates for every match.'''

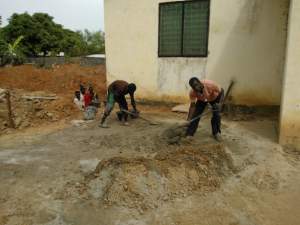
[188,109,218,124]
[221,80,235,112]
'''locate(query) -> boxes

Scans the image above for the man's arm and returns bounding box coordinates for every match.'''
[187,102,196,121]
[211,83,221,99]
[130,93,137,111]
[188,91,197,120]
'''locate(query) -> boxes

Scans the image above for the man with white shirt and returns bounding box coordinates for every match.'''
[186,77,224,141]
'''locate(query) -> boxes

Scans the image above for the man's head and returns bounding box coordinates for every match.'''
[128,83,137,94]
[189,77,204,94]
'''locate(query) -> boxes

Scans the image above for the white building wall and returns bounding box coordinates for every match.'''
[206,0,289,105]
[104,0,289,104]
[280,0,300,148]
[104,0,161,99]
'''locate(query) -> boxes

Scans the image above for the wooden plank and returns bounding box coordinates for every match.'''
[0,88,6,94]
[21,96,58,100]
[0,94,5,100]
[5,91,15,129]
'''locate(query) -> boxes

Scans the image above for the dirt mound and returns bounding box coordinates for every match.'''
[82,144,235,212]
[0,64,107,132]
[0,64,107,97]
[161,123,188,144]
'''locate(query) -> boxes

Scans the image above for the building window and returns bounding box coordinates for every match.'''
[158,0,210,57]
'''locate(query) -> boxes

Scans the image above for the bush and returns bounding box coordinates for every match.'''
[0,36,25,66]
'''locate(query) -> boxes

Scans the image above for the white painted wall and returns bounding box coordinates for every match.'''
[206,0,289,105]
[104,0,160,100]
[280,0,300,148]
[158,58,207,100]
[104,0,289,104]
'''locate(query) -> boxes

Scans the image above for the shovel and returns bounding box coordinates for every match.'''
[121,109,160,126]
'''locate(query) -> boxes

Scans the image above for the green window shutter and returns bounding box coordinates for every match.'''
[159,3,183,56]
[183,1,209,56]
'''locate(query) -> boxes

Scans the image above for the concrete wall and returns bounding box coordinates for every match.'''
[80,57,106,66]
[25,57,105,67]
[206,0,289,105]
[280,0,300,148]
[158,58,207,101]
[105,0,160,100]
[104,0,289,104]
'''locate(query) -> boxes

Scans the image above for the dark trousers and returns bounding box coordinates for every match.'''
[101,92,128,124]
[186,89,224,137]
[115,95,128,121]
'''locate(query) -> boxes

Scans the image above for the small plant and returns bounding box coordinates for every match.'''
[0,35,25,66]
[8,36,24,55]
[7,35,25,65]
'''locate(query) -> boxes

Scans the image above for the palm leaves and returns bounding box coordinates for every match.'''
[0,35,25,66]
[8,35,24,56]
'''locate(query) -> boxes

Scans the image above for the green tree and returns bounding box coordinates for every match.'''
[2,13,67,56]
[1,13,105,58]
[0,38,7,56]
[60,29,87,57]
[0,29,9,65]
[79,29,105,55]
[0,28,7,53]
[1,13,36,56]
[31,13,64,56]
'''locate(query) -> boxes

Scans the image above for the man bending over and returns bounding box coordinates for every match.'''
[99,80,138,128]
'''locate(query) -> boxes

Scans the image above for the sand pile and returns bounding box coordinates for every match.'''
[161,122,189,144]
[83,144,235,212]
[0,64,106,97]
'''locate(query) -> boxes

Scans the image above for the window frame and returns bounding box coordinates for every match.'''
[158,0,210,58]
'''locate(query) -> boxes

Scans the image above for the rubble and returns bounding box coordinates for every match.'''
[0,90,69,132]
[0,64,107,134]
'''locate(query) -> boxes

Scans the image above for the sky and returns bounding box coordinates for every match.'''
[0,0,104,31]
